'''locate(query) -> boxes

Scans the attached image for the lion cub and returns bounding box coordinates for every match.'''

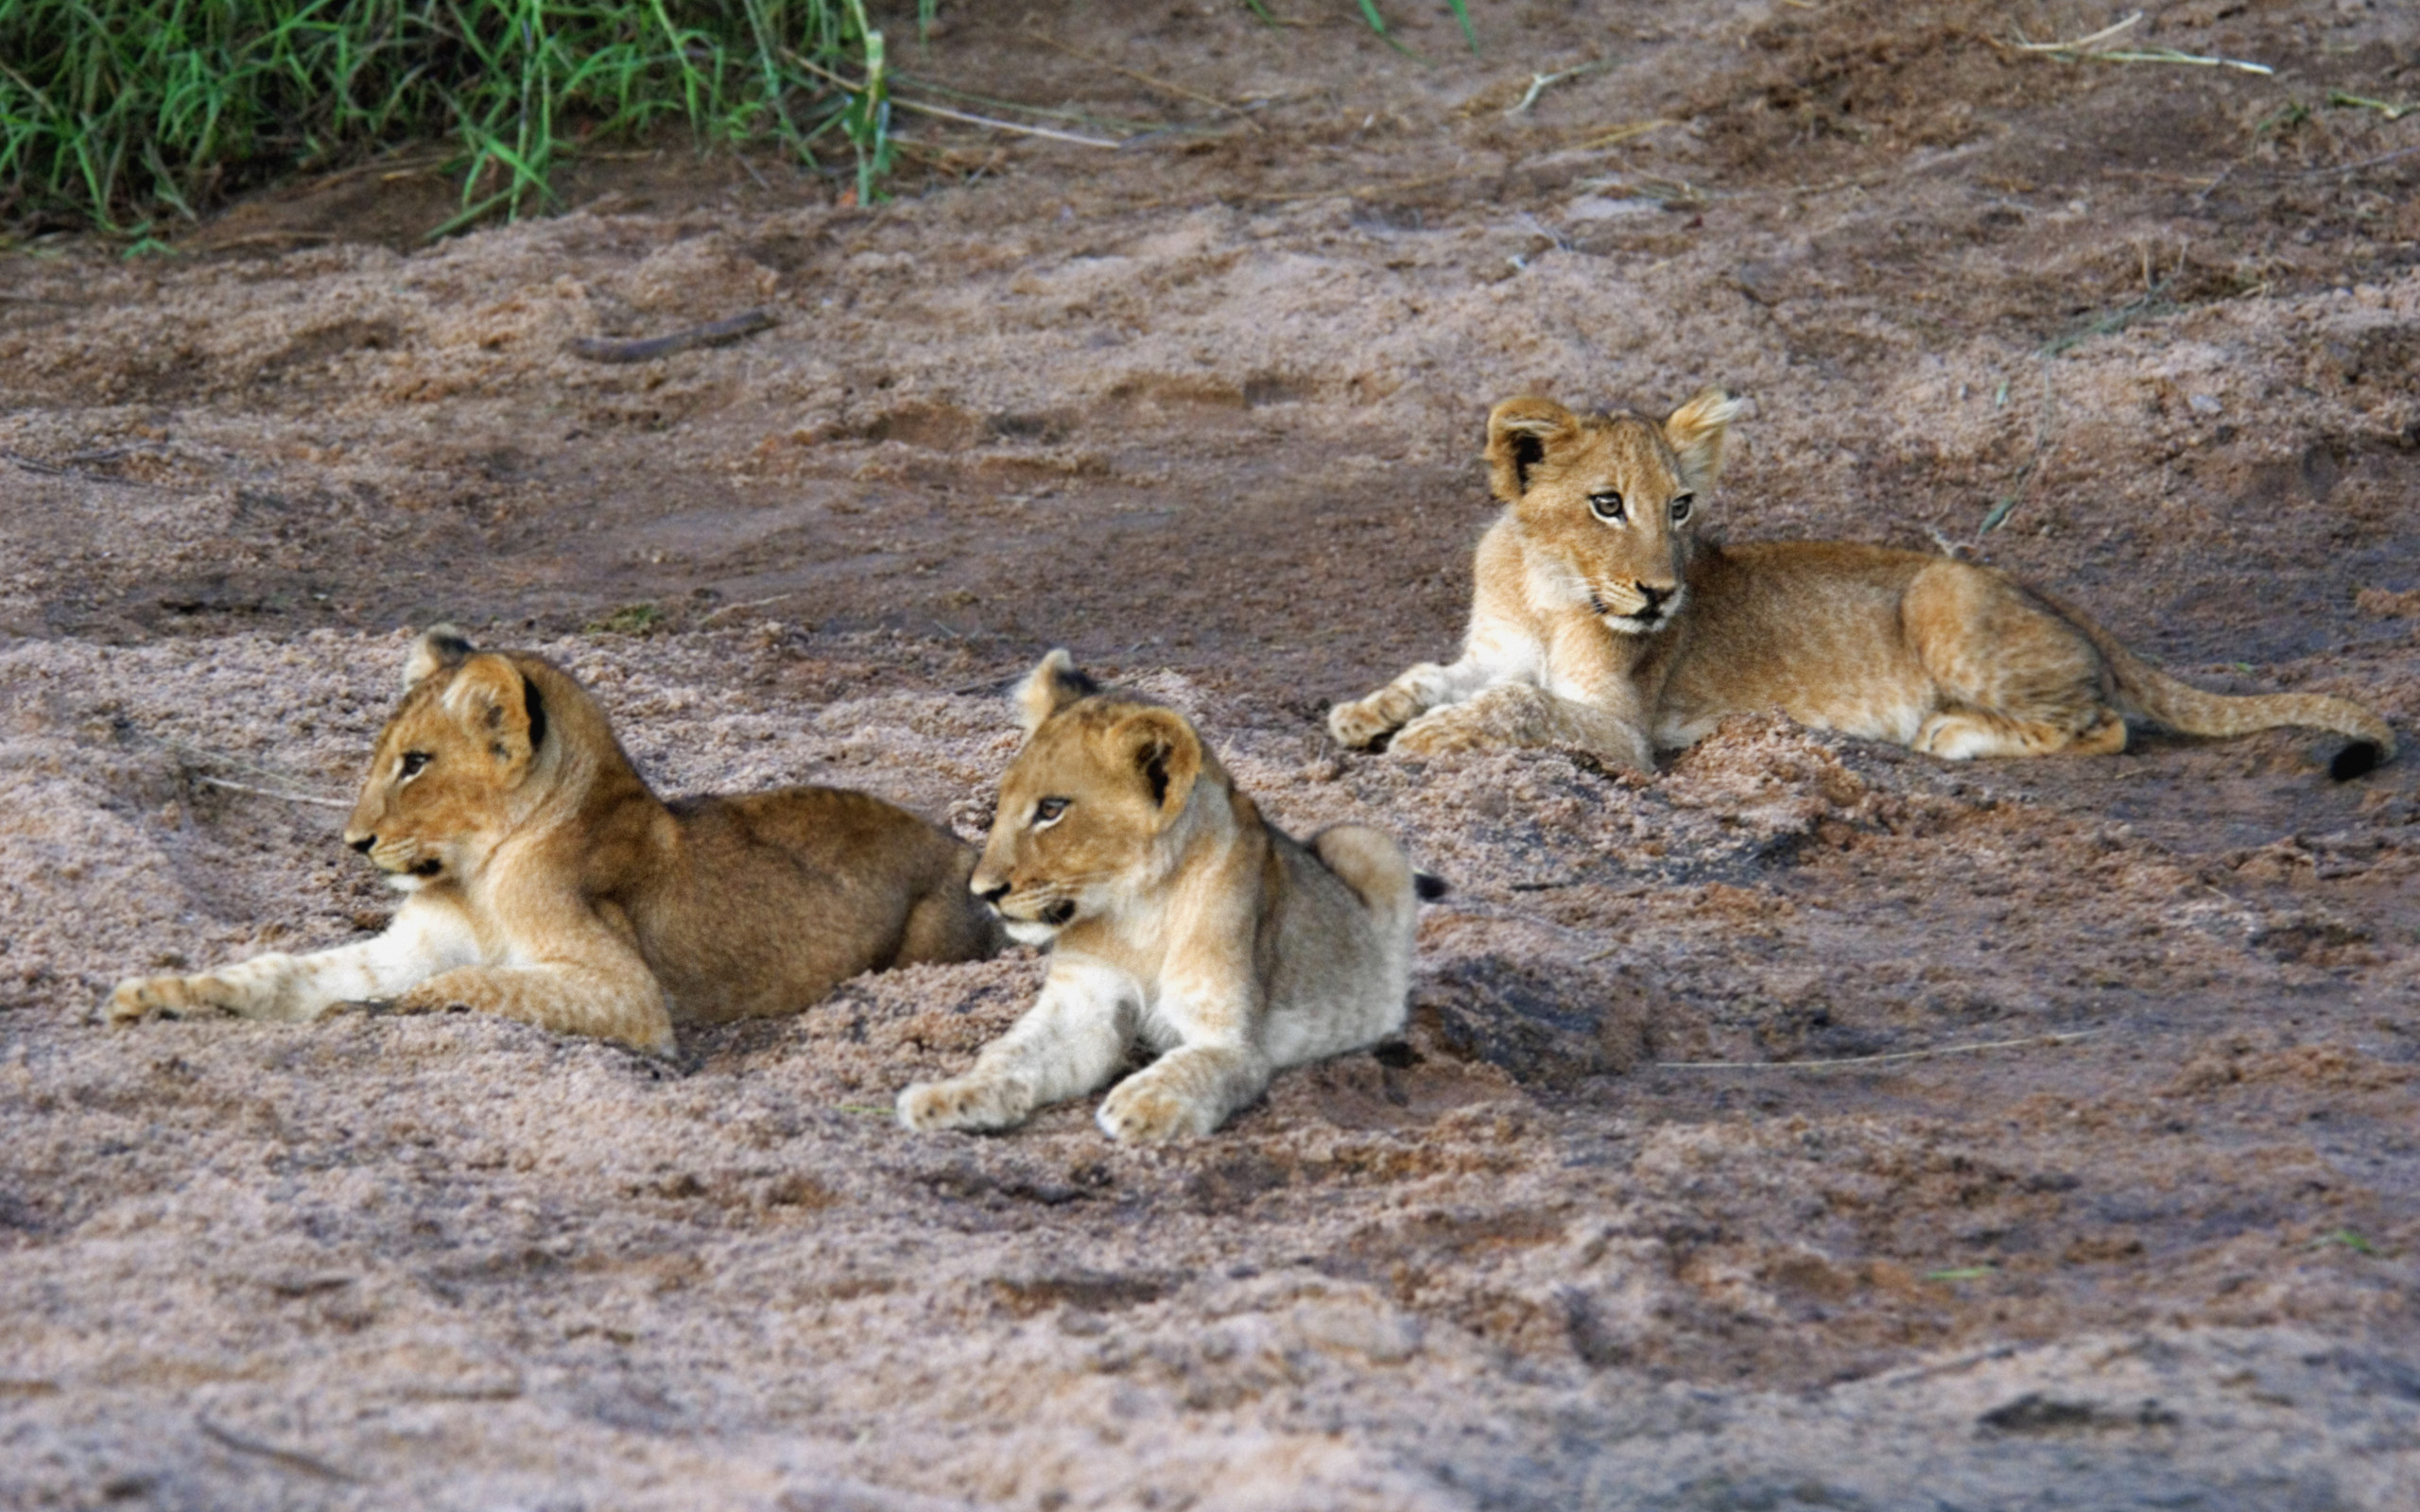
[108,627,1000,1054]
[897,652,1436,1143]
[1332,391,2394,776]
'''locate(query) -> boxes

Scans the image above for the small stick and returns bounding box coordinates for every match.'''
[888,96,1128,148]
[700,592,802,625]
[150,735,337,793]
[1024,30,1263,131]
[1657,1028,2106,1072]
[1568,119,1668,151]
[194,775,353,810]
[1506,60,1616,117]
[2087,48,2273,76]
[197,1417,361,1483]
[784,52,1129,147]
[566,309,777,365]
[2291,143,2420,180]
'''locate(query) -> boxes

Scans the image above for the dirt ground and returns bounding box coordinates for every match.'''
[5,1,2420,1507]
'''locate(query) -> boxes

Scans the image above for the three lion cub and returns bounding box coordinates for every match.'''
[1333,391,2394,778]
[108,387,2396,1143]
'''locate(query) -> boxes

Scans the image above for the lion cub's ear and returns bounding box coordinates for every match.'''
[404,625,475,689]
[1014,648,1102,736]
[1484,397,1580,502]
[441,653,544,781]
[1116,708,1202,827]
[1664,387,1743,493]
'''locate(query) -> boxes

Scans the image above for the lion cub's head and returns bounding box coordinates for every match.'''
[343,627,551,890]
[1486,387,1741,634]
[971,650,1211,946]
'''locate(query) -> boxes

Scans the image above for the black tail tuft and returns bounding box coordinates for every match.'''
[2329,740,2385,782]
[1413,870,1451,902]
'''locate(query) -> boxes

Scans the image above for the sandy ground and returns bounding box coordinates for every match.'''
[5,2,2420,1507]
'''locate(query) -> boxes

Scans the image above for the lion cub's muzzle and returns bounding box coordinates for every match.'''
[1592,581,1683,633]
[350,831,441,879]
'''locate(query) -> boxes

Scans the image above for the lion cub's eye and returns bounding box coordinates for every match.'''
[1587,490,1626,524]
[399,751,431,778]
[1671,492,1695,523]
[1032,798,1069,825]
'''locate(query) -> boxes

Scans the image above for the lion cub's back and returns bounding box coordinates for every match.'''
[648,786,979,1020]
[1258,826,1415,1068]
[1664,541,1944,746]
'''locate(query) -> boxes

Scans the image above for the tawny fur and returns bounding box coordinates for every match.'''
[1330,391,2395,773]
[107,627,1000,1054]
[897,650,1424,1143]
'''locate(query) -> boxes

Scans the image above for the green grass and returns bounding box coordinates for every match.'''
[3,1,1480,240]
[0,0,904,238]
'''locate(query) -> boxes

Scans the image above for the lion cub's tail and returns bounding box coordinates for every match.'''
[1306,825,1430,938]
[2066,607,2396,779]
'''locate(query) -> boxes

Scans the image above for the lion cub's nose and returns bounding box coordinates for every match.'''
[1634,585,1669,616]
[347,833,376,854]
[975,880,1011,905]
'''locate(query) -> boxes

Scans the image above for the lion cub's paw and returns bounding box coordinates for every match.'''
[896,1075,1032,1134]
[1328,690,1419,750]
[1389,703,1494,757]
[1096,1076,1219,1143]
[105,974,234,1024]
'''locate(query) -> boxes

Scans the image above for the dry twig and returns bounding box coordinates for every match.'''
[197,1417,361,1483]
[2002,12,2273,76]
[1658,1028,2106,1073]
[566,309,776,365]
[1023,30,1262,131]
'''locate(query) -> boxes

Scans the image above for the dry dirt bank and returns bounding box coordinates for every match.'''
[5,2,2420,1507]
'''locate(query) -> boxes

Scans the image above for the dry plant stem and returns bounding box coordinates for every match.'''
[2003,13,2273,77]
[194,776,351,809]
[196,1417,361,1483]
[1660,1028,2107,1072]
[2006,12,2144,55]
[1506,60,1615,116]
[1570,119,1668,151]
[783,51,1130,147]
[1024,30,1263,131]
[890,96,1130,148]
[149,734,336,794]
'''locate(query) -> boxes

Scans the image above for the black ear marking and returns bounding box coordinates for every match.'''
[1511,433,1545,494]
[523,677,548,754]
[1140,739,1171,807]
[1055,662,1102,703]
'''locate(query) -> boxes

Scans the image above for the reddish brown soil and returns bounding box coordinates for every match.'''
[4,3,2419,1507]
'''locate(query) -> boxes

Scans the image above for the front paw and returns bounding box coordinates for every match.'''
[1390,703,1493,757]
[1096,1075,1220,1143]
[896,1074,1033,1133]
[106,974,234,1024]
[1328,689,1419,750]
[389,983,474,1016]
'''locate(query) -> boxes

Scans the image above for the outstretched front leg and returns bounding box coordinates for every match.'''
[897,956,1136,1133]
[379,877,675,1054]
[107,891,481,1026]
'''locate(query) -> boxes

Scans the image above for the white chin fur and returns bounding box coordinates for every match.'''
[383,873,426,894]
[1003,919,1061,947]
